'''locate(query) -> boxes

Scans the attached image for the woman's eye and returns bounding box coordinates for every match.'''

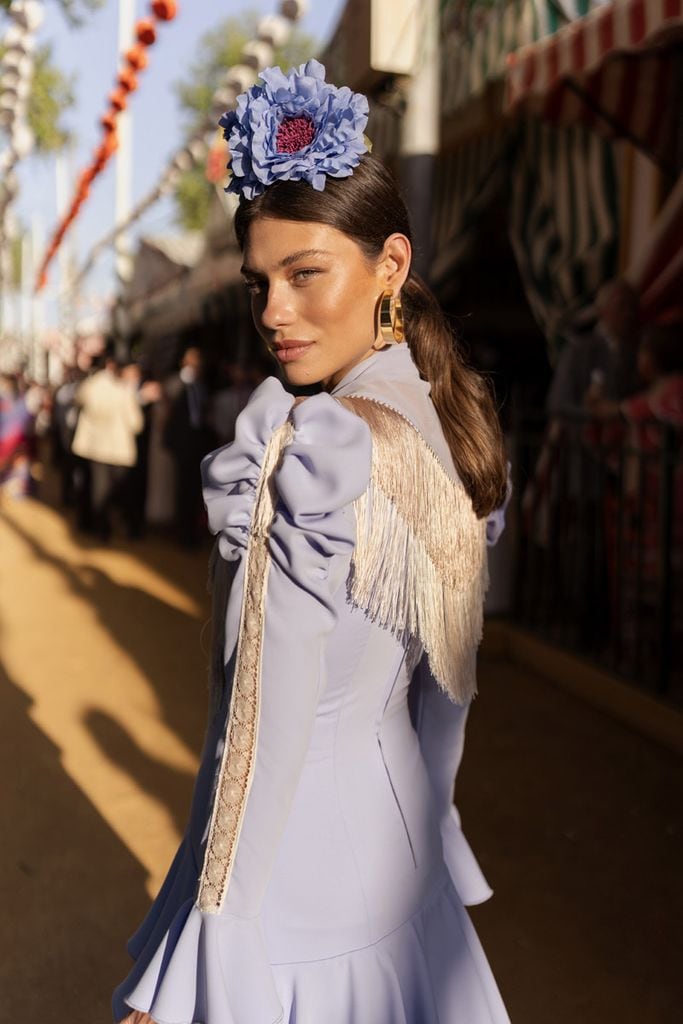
[292,268,321,284]
[243,279,263,295]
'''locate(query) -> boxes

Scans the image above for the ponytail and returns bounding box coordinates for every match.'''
[403,273,507,518]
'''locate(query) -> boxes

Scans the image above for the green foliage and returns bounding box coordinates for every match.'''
[0,39,73,153]
[1,0,104,25]
[176,12,317,133]
[27,44,75,152]
[173,11,317,231]
[175,165,212,232]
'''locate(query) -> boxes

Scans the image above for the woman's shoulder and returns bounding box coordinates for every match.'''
[337,377,456,485]
[201,377,372,561]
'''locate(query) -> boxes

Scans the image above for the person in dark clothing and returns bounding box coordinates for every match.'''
[52,369,82,507]
[546,278,641,417]
[119,364,162,539]
[163,346,214,547]
[524,279,641,652]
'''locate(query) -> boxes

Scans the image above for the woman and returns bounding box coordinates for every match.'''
[116,60,510,1023]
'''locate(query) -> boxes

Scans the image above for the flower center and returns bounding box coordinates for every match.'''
[276,116,315,154]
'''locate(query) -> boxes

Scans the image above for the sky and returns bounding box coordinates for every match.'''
[13,0,347,325]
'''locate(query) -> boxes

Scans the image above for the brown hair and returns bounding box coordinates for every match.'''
[234,155,507,518]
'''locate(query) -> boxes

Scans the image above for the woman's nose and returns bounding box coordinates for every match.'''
[259,281,294,331]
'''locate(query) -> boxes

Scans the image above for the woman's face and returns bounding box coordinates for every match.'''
[241,217,409,389]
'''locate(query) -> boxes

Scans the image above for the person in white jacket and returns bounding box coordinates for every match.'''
[71,356,144,541]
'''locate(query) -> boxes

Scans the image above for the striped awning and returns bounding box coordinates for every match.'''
[430,128,512,285]
[441,0,602,116]
[429,115,621,348]
[505,0,683,172]
[627,172,683,321]
[507,118,620,347]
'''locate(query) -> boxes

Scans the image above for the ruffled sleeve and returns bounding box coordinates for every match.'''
[202,377,295,562]
[114,386,372,1024]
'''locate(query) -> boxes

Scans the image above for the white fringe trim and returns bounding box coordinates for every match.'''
[340,397,488,704]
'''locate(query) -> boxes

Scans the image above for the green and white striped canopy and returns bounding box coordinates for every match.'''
[430,118,619,350]
[441,0,600,115]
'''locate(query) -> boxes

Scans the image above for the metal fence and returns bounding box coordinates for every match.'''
[511,410,682,703]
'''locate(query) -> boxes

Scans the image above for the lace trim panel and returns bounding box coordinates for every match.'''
[197,422,292,915]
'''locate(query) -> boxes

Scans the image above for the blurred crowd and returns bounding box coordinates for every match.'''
[0,372,50,499]
[0,346,270,548]
[2,290,680,573]
[520,279,683,682]
[526,279,683,518]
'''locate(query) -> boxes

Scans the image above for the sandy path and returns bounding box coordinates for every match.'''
[0,489,210,1021]
[1,482,681,1023]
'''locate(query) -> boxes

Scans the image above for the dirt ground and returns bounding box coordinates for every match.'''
[0,481,681,1023]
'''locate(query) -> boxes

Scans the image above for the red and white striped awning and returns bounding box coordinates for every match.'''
[505,0,683,172]
[627,172,683,321]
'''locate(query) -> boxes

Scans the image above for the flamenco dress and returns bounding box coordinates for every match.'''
[113,343,510,1023]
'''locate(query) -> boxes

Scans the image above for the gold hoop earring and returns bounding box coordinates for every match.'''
[374,290,405,349]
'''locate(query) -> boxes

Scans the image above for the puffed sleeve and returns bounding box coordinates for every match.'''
[203,377,295,563]
[201,379,297,696]
[409,653,493,906]
[114,383,372,1024]
[485,462,512,547]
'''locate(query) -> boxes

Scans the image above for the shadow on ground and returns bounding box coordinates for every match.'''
[463,654,683,1024]
[1,509,209,766]
[11,467,683,1023]
[38,461,215,606]
[85,708,196,839]
[0,657,150,1023]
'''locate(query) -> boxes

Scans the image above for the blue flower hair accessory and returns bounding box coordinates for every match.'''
[219,59,370,201]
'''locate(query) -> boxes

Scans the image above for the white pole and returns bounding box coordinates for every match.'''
[400,0,439,159]
[21,229,31,374]
[115,0,136,288]
[56,149,76,349]
[31,214,47,383]
[23,228,33,375]
[0,235,8,337]
[399,0,440,280]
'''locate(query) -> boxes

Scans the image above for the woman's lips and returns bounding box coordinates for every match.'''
[274,341,314,363]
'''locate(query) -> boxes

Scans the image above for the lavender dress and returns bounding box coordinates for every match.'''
[113,344,510,1024]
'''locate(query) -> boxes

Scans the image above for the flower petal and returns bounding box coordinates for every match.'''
[219,61,369,200]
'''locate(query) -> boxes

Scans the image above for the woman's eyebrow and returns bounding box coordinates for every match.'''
[241,249,333,276]
[279,248,333,267]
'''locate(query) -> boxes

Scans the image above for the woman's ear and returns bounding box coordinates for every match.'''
[379,233,412,292]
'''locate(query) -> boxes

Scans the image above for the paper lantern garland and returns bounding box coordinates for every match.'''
[151,1,177,20]
[35,1,178,292]
[125,45,149,72]
[68,0,310,296]
[135,19,157,47]
[118,67,139,93]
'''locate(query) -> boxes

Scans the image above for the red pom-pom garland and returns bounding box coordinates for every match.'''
[109,88,128,112]
[118,67,139,93]
[36,1,178,293]
[136,18,157,46]
[151,0,178,19]
[126,45,149,71]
